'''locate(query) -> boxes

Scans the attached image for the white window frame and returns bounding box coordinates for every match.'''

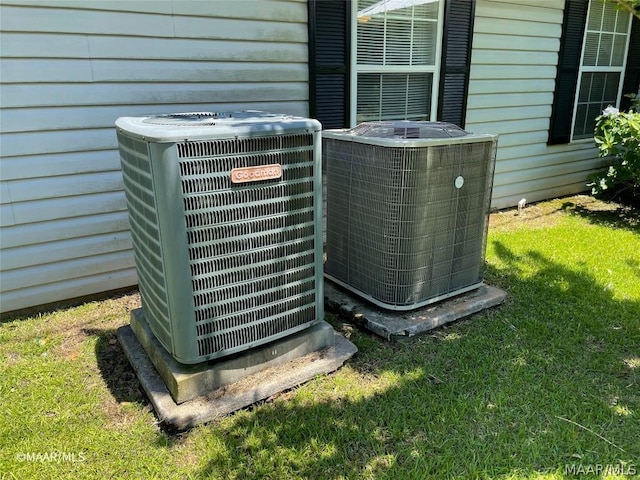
[570,0,633,142]
[349,0,445,127]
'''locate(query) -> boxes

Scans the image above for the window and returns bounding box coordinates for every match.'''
[549,0,638,145]
[354,0,443,123]
[572,0,632,140]
[308,0,476,130]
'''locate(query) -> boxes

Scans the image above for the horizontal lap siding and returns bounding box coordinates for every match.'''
[0,0,309,313]
[466,0,601,210]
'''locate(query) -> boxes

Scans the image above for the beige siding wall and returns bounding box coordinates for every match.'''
[0,0,309,313]
[466,0,605,209]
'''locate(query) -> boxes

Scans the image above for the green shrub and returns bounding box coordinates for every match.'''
[588,95,640,205]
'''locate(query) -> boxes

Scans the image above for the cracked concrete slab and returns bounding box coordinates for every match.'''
[324,280,507,340]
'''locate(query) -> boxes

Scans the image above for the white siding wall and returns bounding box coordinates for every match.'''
[0,0,309,313]
[466,0,605,209]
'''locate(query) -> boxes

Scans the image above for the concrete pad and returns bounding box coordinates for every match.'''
[129,308,336,404]
[324,280,507,340]
[117,321,357,430]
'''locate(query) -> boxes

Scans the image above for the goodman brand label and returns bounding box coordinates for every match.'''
[230,164,283,184]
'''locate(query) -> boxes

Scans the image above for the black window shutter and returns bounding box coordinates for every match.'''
[548,0,588,145]
[308,0,351,129]
[437,0,477,128]
[621,18,640,112]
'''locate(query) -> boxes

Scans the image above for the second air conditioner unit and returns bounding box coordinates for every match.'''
[324,121,498,311]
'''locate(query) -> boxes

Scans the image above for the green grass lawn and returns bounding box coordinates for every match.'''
[1,195,639,480]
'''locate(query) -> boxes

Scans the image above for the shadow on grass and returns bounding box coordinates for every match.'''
[84,327,147,405]
[627,258,640,281]
[561,200,640,233]
[190,242,639,479]
[70,238,638,477]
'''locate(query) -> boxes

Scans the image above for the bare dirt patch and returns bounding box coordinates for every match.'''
[489,194,637,232]
[51,292,142,361]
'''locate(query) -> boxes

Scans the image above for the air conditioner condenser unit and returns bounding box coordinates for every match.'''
[323,121,498,311]
[116,112,324,364]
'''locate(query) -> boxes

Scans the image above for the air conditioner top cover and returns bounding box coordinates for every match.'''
[323,120,496,146]
[115,111,321,142]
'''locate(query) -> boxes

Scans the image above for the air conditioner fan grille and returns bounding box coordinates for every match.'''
[179,134,318,356]
[348,120,468,139]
